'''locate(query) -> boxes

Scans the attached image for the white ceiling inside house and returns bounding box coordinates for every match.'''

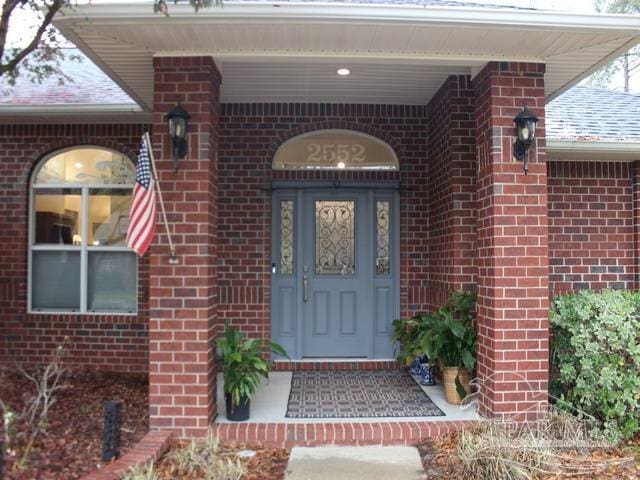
[53,3,640,110]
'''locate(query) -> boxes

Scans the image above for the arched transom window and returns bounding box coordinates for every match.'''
[29,147,137,314]
[273,129,399,171]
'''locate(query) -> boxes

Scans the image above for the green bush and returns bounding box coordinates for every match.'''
[550,289,640,443]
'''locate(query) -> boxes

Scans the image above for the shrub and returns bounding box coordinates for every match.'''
[120,463,157,480]
[164,431,246,480]
[457,421,555,480]
[550,289,640,443]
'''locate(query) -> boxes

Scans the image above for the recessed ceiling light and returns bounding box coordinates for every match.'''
[74,162,83,169]
[337,68,350,76]
[337,162,346,169]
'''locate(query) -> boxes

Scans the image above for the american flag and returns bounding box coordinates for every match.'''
[126,136,157,256]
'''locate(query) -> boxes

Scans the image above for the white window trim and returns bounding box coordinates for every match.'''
[28,146,138,316]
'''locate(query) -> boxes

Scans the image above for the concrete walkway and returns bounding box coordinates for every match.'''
[284,446,425,480]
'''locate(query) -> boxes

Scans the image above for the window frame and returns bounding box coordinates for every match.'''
[28,146,138,315]
[272,129,399,171]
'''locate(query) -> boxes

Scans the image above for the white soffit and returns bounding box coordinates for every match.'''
[54,3,640,110]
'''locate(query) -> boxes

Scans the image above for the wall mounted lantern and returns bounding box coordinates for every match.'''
[513,105,539,174]
[166,103,190,172]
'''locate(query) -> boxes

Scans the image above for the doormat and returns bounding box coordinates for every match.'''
[285,370,445,418]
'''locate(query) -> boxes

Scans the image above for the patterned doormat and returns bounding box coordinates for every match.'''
[285,370,445,418]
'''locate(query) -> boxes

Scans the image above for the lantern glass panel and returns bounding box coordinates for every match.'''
[518,124,529,143]
[526,120,536,141]
[169,117,187,139]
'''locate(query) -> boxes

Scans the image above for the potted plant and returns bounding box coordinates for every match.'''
[392,313,436,367]
[418,291,477,404]
[216,325,288,421]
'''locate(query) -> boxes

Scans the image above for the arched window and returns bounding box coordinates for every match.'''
[273,129,399,171]
[29,147,137,314]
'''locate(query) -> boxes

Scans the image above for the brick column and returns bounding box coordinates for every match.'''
[474,62,549,420]
[149,56,221,437]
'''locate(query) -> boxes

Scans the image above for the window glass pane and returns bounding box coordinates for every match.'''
[274,130,399,171]
[32,251,80,310]
[88,252,137,313]
[279,200,294,275]
[34,188,82,245]
[89,188,133,246]
[315,200,355,275]
[376,201,390,276]
[34,148,135,185]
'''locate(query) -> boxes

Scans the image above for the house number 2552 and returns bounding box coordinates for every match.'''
[306,143,366,163]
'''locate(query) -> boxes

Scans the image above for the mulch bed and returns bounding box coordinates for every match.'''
[418,431,640,480]
[1,370,149,480]
[155,441,290,480]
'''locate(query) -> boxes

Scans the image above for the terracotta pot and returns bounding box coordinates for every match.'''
[442,366,471,405]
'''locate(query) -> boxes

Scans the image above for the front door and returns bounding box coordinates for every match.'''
[302,192,369,357]
[271,187,398,359]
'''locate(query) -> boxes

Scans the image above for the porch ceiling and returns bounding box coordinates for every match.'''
[54,2,640,110]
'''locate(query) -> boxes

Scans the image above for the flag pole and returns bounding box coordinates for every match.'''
[144,131,179,265]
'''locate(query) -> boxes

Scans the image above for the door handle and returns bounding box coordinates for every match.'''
[303,274,309,302]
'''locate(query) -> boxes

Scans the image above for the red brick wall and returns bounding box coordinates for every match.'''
[218,104,429,342]
[426,75,477,309]
[0,124,149,372]
[548,160,635,294]
[148,56,221,436]
[474,62,549,419]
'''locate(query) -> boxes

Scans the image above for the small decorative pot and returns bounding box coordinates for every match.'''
[419,363,436,386]
[409,357,422,376]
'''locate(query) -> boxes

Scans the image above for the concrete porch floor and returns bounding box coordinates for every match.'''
[211,372,478,447]
[214,371,478,423]
[215,372,477,424]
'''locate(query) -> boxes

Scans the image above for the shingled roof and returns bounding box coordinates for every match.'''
[2,50,640,145]
[0,50,134,106]
[547,85,640,143]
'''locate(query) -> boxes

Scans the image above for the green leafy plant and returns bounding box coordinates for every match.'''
[216,326,288,408]
[392,291,476,400]
[550,289,640,444]
[417,291,477,373]
[391,314,435,366]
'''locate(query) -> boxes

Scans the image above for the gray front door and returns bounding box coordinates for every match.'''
[302,192,369,357]
[271,187,399,359]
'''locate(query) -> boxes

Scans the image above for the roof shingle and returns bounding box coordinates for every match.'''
[0,50,134,106]
[546,85,640,143]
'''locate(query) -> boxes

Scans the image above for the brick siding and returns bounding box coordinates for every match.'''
[426,75,477,309]
[2,68,640,427]
[217,103,429,344]
[474,62,549,419]
[0,124,149,372]
[147,56,221,436]
[548,160,636,293]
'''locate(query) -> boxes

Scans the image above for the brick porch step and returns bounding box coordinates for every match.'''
[211,420,475,448]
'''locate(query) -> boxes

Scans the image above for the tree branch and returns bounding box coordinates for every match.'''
[0,0,21,61]
[0,0,66,77]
